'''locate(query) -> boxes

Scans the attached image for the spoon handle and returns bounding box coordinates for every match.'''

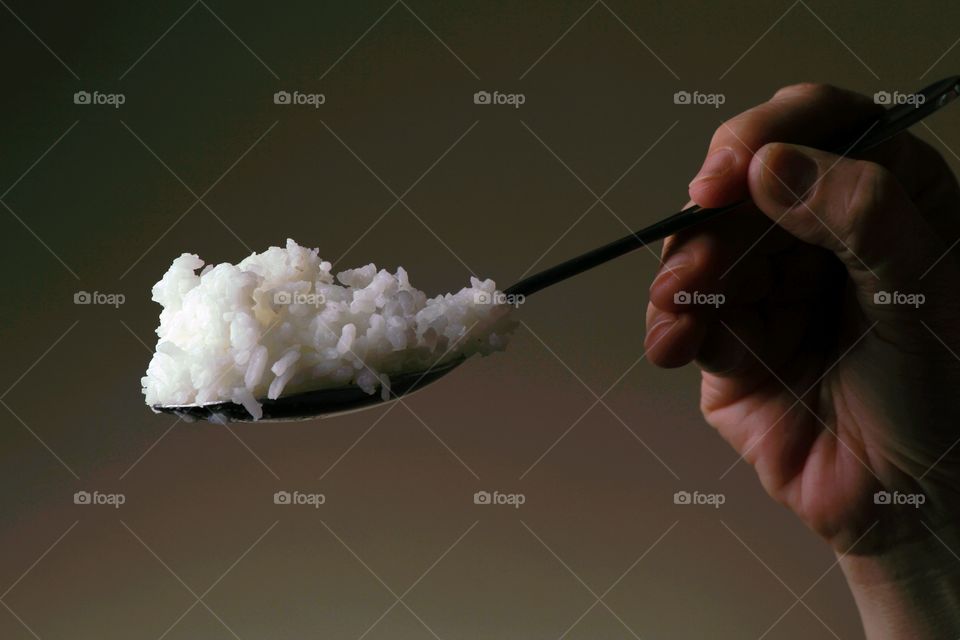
[505,75,960,299]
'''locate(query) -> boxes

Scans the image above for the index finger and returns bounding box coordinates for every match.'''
[689,83,881,208]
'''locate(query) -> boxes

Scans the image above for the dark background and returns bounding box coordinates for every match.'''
[2,1,959,638]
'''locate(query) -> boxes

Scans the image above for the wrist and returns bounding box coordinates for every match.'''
[839,523,960,639]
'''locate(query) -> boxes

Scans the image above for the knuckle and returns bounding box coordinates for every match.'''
[847,161,894,218]
[711,100,787,152]
[711,110,754,150]
[708,83,843,153]
[840,160,896,242]
[709,121,735,149]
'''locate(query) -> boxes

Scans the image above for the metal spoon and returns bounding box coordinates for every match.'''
[159,355,466,422]
[154,75,960,422]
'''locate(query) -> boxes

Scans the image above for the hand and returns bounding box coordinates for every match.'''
[644,83,960,638]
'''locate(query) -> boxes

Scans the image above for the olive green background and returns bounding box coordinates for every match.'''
[2,1,959,638]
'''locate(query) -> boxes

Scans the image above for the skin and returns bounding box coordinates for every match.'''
[645,83,960,638]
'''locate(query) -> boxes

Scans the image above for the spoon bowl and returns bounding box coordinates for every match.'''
[153,356,466,422]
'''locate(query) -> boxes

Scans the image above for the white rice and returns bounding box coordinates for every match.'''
[141,239,515,420]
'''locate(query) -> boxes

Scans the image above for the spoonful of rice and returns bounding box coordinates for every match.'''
[144,241,515,422]
[146,75,959,422]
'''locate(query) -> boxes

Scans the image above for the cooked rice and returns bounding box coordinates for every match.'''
[141,239,515,419]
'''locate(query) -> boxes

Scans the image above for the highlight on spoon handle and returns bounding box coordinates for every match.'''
[504,75,960,300]
[504,203,734,298]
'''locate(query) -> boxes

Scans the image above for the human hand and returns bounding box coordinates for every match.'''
[645,83,960,638]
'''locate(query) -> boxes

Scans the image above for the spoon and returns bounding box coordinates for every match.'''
[155,75,960,422]
[160,356,467,423]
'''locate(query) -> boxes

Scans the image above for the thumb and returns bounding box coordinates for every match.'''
[748,142,941,310]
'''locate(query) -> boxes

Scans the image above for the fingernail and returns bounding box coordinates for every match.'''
[690,147,736,187]
[650,251,691,291]
[763,145,819,207]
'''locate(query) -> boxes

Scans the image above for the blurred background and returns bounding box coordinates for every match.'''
[1,1,959,638]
